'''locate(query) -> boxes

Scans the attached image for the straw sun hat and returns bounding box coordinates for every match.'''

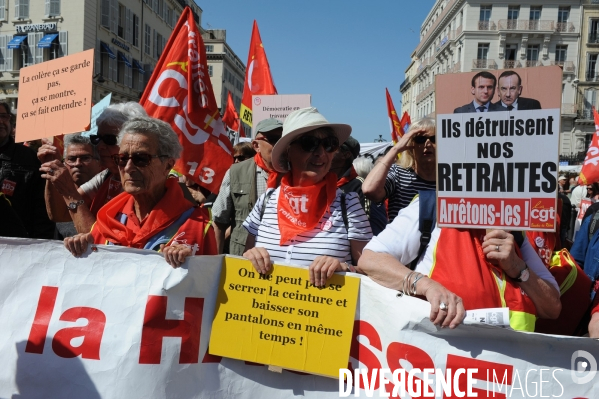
[270,107,352,172]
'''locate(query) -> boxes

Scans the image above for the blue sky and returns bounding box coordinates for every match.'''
[199,0,433,143]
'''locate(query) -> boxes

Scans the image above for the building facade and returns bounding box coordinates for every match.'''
[400,0,581,156]
[203,28,245,112]
[0,0,204,109]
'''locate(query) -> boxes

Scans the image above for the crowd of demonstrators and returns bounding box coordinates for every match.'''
[38,133,103,239]
[63,117,216,266]
[212,118,284,256]
[0,101,55,239]
[242,108,372,287]
[362,118,436,223]
[39,103,146,234]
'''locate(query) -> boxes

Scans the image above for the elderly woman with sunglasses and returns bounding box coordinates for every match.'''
[38,102,147,234]
[242,108,373,286]
[362,118,436,224]
[64,117,217,266]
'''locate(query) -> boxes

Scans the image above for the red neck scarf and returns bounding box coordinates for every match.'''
[254,153,283,189]
[92,178,194,248]
[277,172,338,245]
[337,166,359,187]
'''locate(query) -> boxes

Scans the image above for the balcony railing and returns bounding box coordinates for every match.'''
[589,33,599,44]
[498,19,555,31]
[447,62,461,74]
[585,73,599,82]
[561,103,578,115]
[503,60,522,69]
[556,22,576,33]
[525,60,543,67]
[472,59,497,69]
[478,20,496,30]
[550,60,575,73]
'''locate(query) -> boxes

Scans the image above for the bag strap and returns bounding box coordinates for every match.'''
[410,191,436,270]
[259,188,275,222]
[589,210,599,242]
[340,192,356,266]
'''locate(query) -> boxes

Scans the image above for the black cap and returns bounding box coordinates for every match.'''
[341,136,360,159]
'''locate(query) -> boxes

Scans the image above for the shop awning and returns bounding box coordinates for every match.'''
[37,33,59,48]
[7,35,26,49]
[132,59,145,74]
[101,42,116,59]
[118,52,131,68]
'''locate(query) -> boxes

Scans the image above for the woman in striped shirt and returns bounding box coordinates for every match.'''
[243,108,373,287]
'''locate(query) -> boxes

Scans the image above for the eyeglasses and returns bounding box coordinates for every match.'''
[0,113,11,121]
[111,153,166,168]
[90,134,118,146]
[292,135,340,153]
[64,155,96,166]
[233,155,248,162]
[254,134,281,145]
[413,135,436,145]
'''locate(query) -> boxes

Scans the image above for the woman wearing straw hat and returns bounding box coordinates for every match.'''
[242,107,373,286]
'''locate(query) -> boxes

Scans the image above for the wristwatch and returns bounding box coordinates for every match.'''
[67,199,85,210]
[512,265,530,283]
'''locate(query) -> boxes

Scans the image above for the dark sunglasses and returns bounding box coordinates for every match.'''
[292,135,340,153]
[413,135,436,144]
[111,153,166,168]
[233,155,248,162]
[254,135,281,145]
[90,134,118,146]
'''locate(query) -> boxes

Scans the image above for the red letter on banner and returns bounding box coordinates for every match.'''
[444,354,513,398]
[139,295,203,364]
[52,307,106,360]
[25,286,58,354]
[349,320,383,390]
[386,342,435,396]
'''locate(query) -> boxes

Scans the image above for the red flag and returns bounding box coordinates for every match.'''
[578,107,599,185]
[400,111,411,134]
[386,88,402,144]
[222,92,240,132]
[238,124,246,138]
[52,134,65,156]
[239,20,277,128]
[140,7,232,193]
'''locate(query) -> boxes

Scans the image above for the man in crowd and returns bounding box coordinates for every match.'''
[493,70,541,111]
[0,101,54,238]
[454,71,502,113]
[38,133,103,238]
[331,136,365,207]
[212,118,283,255]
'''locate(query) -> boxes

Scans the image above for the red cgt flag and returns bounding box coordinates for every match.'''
[386,88,402,144]
[140,7,232,193]
[239,20,277,129]
[222,91,239,132]
[578,106,599,185]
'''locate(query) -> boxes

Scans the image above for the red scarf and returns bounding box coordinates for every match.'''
[92,178,194,248]
[277,172,338,245]
[337,166,359,187]
[254,153,283,189]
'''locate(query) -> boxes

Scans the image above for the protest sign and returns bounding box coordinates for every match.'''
[435,66,562,231]
[16,49,94,143]
[0,238,597,398]
[209,257,359,377]
[82,93,112,137]
[251,94,311,137]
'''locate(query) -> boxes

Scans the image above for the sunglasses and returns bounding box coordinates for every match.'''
[64,155,96,166]
[90,134,118,146]
[254,134,281,145]
[292,135,340,153]
[233,155,248,162]
[413,135,436,145]
[111,153,166,168]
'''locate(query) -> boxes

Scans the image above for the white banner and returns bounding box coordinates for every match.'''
[251,94,311,137]
[0,238,597,398]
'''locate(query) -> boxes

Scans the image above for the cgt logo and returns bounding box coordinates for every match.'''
[529,198,557,227]
[571,350,597,385]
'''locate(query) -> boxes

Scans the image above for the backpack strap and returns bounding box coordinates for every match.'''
[259,188,275,222]
[410,190,436,270]
[340,192,356,266]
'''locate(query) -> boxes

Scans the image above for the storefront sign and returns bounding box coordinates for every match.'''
[16,23,57,33]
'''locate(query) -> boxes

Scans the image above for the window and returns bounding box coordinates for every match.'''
[208,65,213,77]
[144,24,150,55]
[0,0,6,21]
[101,0,110,28]
[526,45,539,66]
[584,89,597,118]
[479,5,492,30]
[508,6,519,20]
[0,35,12,71]
[529,6,541,30]
[555,45,567,63]
[132,13,139,47]
[15,0,29,19]
[591,19,599,44]
[118,4,125,38]
[45,0,59,17]
[476,43,489,68]
[558,7,569,23]
[205,45,213,52]
[587,53,598,80]
[165,7,171,26]
[152,0,158,14]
